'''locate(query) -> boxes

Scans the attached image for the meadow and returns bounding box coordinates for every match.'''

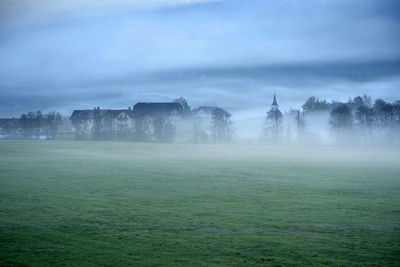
[0,140,399,266]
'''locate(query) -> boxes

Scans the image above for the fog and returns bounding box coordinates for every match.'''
[0,0,399,146]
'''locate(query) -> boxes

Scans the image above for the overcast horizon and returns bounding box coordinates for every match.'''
[1,0,399,123]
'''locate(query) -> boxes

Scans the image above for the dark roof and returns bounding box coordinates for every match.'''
[70,109,135,120]
[192,106,217,115]
[133,102,183,116]
[71,102,185,120]
[70,110,106,120]
[107,110,135,118]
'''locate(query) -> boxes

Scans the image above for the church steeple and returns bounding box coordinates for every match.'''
[271,92,279,110]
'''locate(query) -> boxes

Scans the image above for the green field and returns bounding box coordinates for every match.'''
[0,140,399,266]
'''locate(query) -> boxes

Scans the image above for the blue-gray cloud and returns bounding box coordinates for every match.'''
[0,0,399,117]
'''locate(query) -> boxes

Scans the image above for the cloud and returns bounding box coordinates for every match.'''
[0,0,221,26]
[1,60,399,115]
[0,0,399,119]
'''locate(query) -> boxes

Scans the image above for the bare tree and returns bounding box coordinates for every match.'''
[355,105,374,142]
[264,108,282,143]
[35,111,43,140]
[295,110,306,141]
[211,108,233,143]
[329,104,353,142]
[92,107,103,140]
[47,112,63,139]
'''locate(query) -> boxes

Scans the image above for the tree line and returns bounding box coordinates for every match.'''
[329,97,400,144]
[2,94,398,145]
[263,94,400,145]
[0,111,67,139]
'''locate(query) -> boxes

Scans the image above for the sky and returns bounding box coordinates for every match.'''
[0,0,400,130]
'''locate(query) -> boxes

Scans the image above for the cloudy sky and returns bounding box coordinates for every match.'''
[0,0,399,126]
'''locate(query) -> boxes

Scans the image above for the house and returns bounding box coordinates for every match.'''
[69,100,233,142]
[133,102,185,123]
[107,109,136,133]
[132,102,186,135]
[70,108,136,138]
[70,102,188,140]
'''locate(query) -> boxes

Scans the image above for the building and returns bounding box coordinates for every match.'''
[133,102,184,118]
[192,106,233,143]
[70,102,188,140]
[271,92,279,110]
[70,108,136,138]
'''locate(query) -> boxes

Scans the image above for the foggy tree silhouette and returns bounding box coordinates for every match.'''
[264,108,282,143]
[211,107,233,143]
[329,104,353,142]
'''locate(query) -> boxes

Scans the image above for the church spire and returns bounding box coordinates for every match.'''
[271,91,278,110]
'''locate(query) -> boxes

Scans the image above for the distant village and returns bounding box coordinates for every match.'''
[0,97,233,143]
[68,97,233,143]
[0,94,399,145]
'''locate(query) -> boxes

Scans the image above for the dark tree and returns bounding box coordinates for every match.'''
[153,116,165,142]
[2,118,19,138]
[264,108,282,143]
[355,105,374,142]
[192,115,202,143]
[302,96,329,113]
[174,97,190,113]
[211,108,233,143]
[151,116,176,143]
[20,112,36,139]
[393,101,400,126]
[47,112,63,139]
[163,121,176,143]
[302,96,316,113]
[348,96,366,110]
[356,105,374,129]
[35,111,43,140]
[295,110,306,139]
[352,96,364,107]
[329,104,353,138]
[393,101,400,143]
[374,99,394,131]
[92,107,103,140]
[363,94,372,107]
[19,113,29,139]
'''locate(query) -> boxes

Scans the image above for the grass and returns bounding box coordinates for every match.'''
[0,140,399,266]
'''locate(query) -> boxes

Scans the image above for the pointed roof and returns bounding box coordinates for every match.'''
[133,102,183,117]
[272,93,278,106]
[70,109,135,120]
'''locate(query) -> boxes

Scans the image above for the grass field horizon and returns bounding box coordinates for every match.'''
[1,140,399,266]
